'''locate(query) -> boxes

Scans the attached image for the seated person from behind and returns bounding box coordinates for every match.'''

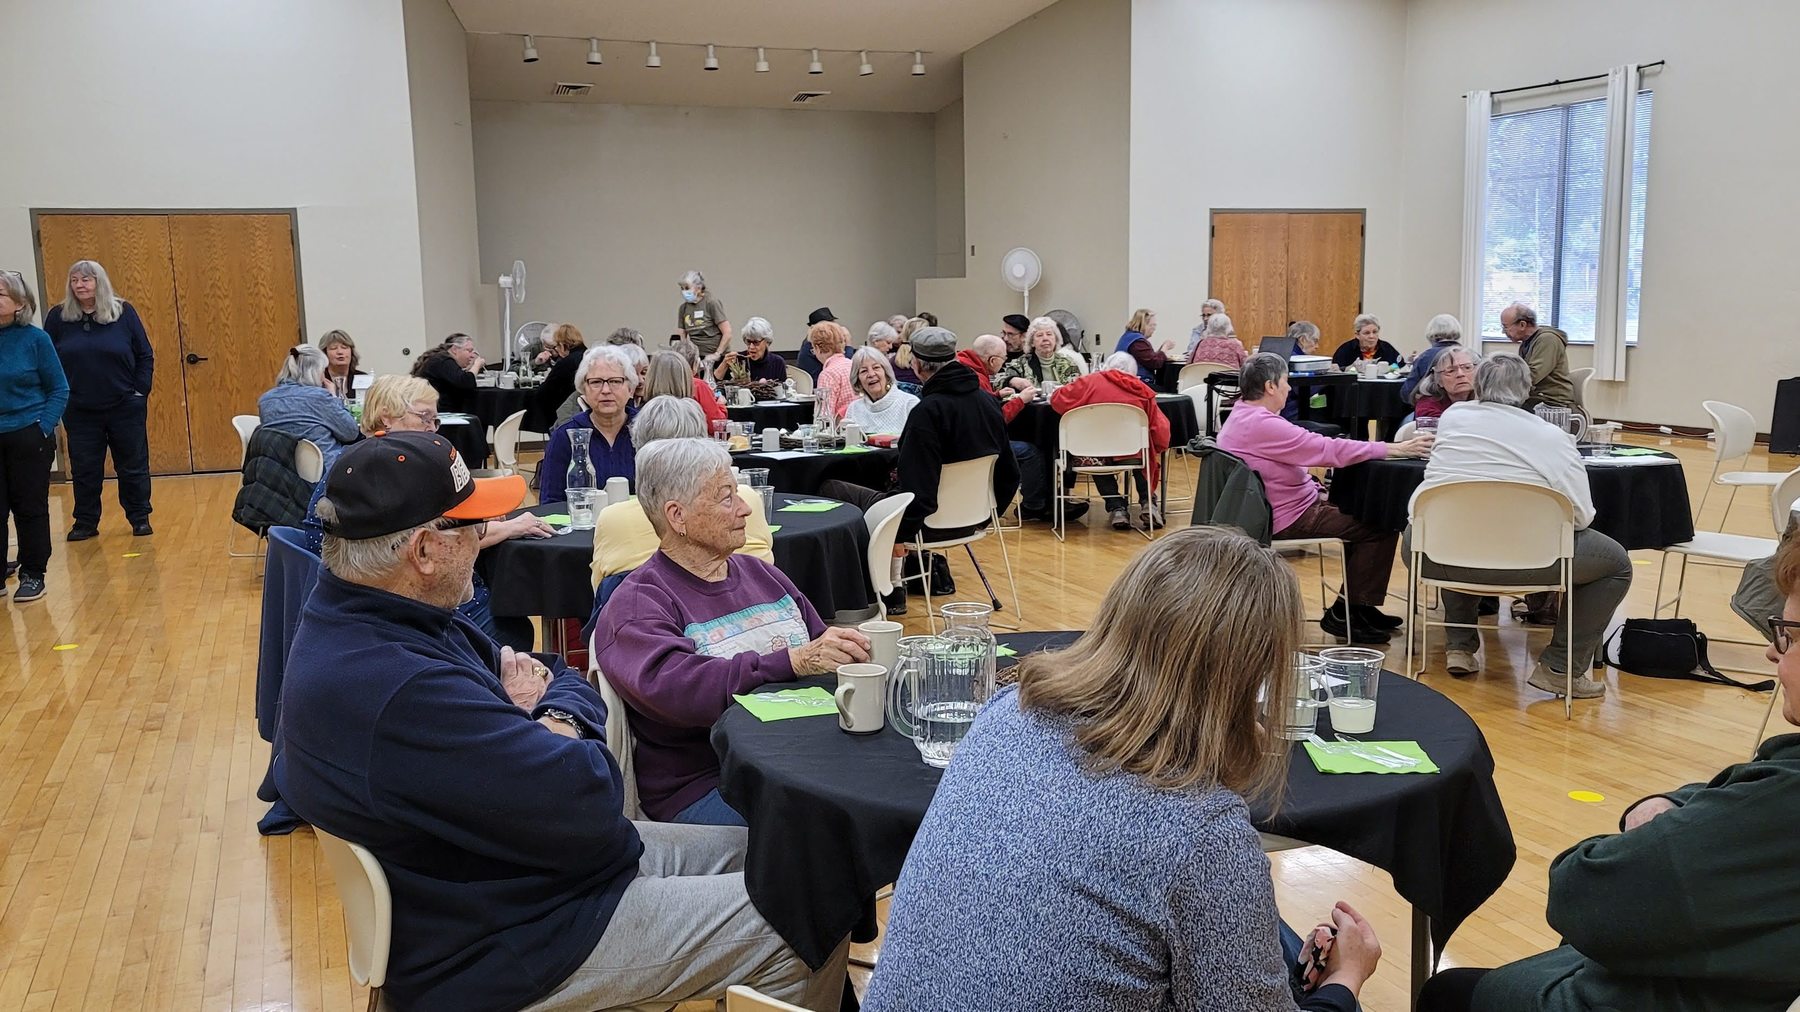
[1410,344,1478,422]
[276,432,845,1011]
[1400,313,1464,404]
[1217,352,1432,643]
[712,315,786,387]
[1188,311,1247,368]
[594,438,871,827]
[540,345,638,504]
[1418,527,1800,1012]
[1049,352,1171,531]
[257,344,361,467]
[1405,355,1631,698]
[865,527,1381,1012]
[845,346,919,436]
[1329,313,1401,371]
[811,320,857,421]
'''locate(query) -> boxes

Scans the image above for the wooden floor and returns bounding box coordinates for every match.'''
[0,432,1789,1011]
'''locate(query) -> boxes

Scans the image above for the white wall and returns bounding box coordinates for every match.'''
[470,101,936,352]
[918,0,1131,351]
[404,0,485,348]
[1397,0,1800,430]
[1129,0,1408,349]
[933,100,967,280]
[0,0,433,376]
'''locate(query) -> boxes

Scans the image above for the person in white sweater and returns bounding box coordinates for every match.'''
[845,346,919,435]
[1404,355,1631,698]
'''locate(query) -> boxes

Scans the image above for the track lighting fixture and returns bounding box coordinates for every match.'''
[521,35,539,63]
[645,41,661,68]
[754,47,770,73]
[704,44,719,71]
[858,51,873,76]
[586,38,603,65]
[808,49,824,75]
[912,51,925,76]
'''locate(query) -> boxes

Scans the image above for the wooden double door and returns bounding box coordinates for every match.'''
[1209,210,1365,354]
[34,212,302,474]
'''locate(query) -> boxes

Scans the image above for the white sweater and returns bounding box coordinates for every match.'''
[1409,400,1595,529]
[846,386,920,435]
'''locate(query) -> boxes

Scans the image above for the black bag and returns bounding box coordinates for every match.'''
[901,551,957,596]
[1603,618,1775,691]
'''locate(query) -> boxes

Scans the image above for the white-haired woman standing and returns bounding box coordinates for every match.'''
[540,345,638,504]
[0,270,69,603]
[259,345,362,468]
[676,269,731,360]
[44,260,156,539]
[846,346,919,435]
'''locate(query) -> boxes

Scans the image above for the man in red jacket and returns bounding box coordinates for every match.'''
[1049,352,1171,530]
[954,334,1071,521]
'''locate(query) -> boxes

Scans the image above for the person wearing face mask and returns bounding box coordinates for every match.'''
[676,270,732,361]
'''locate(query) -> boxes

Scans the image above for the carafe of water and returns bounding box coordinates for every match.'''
[565,428,597,529]
[886,629,988,769]
[938,602,998,704]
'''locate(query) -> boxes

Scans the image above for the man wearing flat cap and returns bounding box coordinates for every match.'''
[276,431,841,1011]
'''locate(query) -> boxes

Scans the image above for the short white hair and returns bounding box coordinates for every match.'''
[632,395,707,443]
[279,344,329,386]
[851,346,896,395]
[315,497,444,583]
[62,260,122,325]
[866,321,897,344]
[1203,312,1233,338]
[1424,313,1463,345]
[1202,299,1226,314]
[741,316,774,344]
[577,344,634,384]
[1353,314,1381,335]
[1100,352,1137,374]
[635,437,733,537]
[679,269,707,292]
[1475,354,1533,407]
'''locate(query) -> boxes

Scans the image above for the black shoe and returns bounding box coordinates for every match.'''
[1351,604,1404,630]
[881,587,907,616]
[1319,605,1391,644]
[929,554,956,596]
[1060,501,1091,522]
[1477,595,1500,616]
[67,526,99,542]
[4,561,16,579]
[1019,506,1054,522]
[13,572,45,603]
[131,521,154,537]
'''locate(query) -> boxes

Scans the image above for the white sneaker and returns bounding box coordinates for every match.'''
[1528,664,1605,699]
[1109,508,1131,530]
[1445,649,1482,677]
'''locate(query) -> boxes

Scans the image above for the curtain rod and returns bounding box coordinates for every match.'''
[1468,60,1664,99]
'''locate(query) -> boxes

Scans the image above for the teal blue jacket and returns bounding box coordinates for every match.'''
[0,322,69,436]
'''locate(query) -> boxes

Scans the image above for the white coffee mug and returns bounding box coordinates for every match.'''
[835,664,888,734]
[842,422,864,446]
[859,620,903,675]
[761,427,782,451]
[734,388,753,406]
[604,476,631,507]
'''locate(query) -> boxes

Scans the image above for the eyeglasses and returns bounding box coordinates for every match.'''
[439,518,488,538]
[582,376,632,390]
[1769,617,1800,655]
[407,409,440,430]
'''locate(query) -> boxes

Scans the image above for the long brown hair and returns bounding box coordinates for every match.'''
[1015,526,1301,803]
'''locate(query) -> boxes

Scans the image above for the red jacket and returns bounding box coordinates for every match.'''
[954,348,1027,423]
[691,375,728,426]
[1049,370,1171,488]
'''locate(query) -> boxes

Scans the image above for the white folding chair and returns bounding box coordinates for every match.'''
[294,438,325,484]
[726,986,808,1011]
[863,493,915,619]
[314,829,391,1012]
[1053,403,1153,541]
[1391,420,1417,443]
[586,633,643,819]
[474,409,527,478]
[1178,361,1234,389]
[1568,366,1594,409]
[1406,480,1579,717]
[902,455,1022,632]
[1699,400,1785,529]
[785,365,814,396]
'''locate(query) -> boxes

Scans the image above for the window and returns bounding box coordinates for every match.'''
[1481,90,1653,343]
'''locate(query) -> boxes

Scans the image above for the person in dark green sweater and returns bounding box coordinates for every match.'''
[1420,531,1800,1011]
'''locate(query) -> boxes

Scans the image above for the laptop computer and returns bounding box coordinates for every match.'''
[1256,336,1292,357]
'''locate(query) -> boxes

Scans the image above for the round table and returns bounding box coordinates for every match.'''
[437,416,489,469]
[728,400,814,432]
[732,446,900,495]
[713,630,1514,977]
[1335,377,1410,441]
[1327,450,1696,550]
[1205,370,1358,432]
[474,386,531,431]
[480,494,873,623]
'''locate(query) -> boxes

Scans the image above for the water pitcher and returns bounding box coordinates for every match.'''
[887,632,987,769]
[565,427,595,492]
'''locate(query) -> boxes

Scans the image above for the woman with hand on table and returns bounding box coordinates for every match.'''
[1418,529,1800,1012]
[865,526,1381,1012]
[1330,314,1402,371]
[594,437,870,827]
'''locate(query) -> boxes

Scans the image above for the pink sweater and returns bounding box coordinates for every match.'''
[818,356,856,421]
[1216,402,1386,532]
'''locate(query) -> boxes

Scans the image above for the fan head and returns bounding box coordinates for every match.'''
[508,260,527,303]
[1000,247,1042,293]
[515,321,549,353]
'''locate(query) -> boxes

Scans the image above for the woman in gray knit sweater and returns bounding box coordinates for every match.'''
[864,527,1381,1011]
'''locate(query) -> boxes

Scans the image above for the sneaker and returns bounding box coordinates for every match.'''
[13,572,45,603]
[1109,508,1131,530]
[1445,649,1482,677]
[4,561,16,578]
[1138,506,1164,529]
[67,526,98,542]
[1528,664,1605,699]
[881,587,908,617]
[131,521,154,537]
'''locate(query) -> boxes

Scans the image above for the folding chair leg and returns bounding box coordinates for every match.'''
[993,509,1024,628]
[1756,683,1784,756]
[966,543,1001,612]
[1565,561,1575,720]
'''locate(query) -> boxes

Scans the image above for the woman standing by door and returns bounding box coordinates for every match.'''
[44,260,155,539]
[0,271,70,603]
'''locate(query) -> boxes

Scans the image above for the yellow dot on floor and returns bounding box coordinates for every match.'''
[52,643,80,652]
[1568,790,1606,804]
[121,552,142,558]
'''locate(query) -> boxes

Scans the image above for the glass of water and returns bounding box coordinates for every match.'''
[1320,647,1384,734]
[753,485,776,523]
[740,467,771,490]
[798,424,819,452]
[567,487,600,531]
[1280,652,1326,741]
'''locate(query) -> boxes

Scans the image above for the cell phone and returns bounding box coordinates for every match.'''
[1290,925,1335,993]
[670,333,683,346]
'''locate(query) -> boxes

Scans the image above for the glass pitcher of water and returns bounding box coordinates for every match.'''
[886,632,988,769]
[565,428,597,530]
[938,602,998,704]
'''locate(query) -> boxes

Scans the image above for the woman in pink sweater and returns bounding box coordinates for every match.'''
[810,321,857,421]
[1217,352,1434,643]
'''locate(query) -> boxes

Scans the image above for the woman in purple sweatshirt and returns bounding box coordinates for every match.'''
[594,437,870,826]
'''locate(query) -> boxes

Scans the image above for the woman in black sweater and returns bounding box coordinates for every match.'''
[412,333,482,415]
[526,323,584,432]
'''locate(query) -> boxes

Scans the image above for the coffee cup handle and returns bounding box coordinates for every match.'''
[835,684,855,728]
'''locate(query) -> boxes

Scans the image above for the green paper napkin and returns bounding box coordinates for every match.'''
[1608,447,1664,457]
[732,687,838,722]
[995,644,1019,658]
[539,513,572,525]
[766,525,782,533]
[828,445,875,454]
[777,500,844,513]
[1302,740,1439,775]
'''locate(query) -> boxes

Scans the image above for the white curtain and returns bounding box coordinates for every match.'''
[1592,64,1640,382]
[1459,90,1492,344]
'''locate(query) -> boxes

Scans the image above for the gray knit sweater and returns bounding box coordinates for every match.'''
[865,685,1346,1012]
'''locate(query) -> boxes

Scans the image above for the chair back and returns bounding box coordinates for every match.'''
[1569,366,1594,408]
[1392,420,1417,443]
[1179,362,1233,389]
[492,409,527,474]
[726,985,809,1011]
[1411,480,1574,571]
[294,439,325,483]
[1189,444,1273,545]
[1773,466,1800,536]
[865,493,915,597]
[233,415,260,467]
[1058,403,1149,459]
[785,365,814,395]
[1703,400,1760,466]
[925,455,999,531]
[314,829,391,990]
[587,632,643,819]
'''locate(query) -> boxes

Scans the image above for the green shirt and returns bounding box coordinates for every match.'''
[678,295,728,355]
[998,350,1082,389]
[1520,326,1575,409]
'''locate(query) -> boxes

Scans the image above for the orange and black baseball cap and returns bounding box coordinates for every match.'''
[321,430,526,539]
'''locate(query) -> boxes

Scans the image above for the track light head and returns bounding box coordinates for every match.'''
[704,44,719,71]
[754,47,770,73]
[858,51,873,76]
[586,38,603,65]
[645,41,661,69]
[808,48,824,75]
[521,35,539,63]
[911,51,925,76]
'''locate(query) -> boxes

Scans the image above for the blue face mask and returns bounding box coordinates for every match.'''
[682,290,698,303]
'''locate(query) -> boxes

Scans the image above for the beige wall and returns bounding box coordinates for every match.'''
[471,101,936,351]
[933,100,968,281]
[1397,0,1800,430]
[918,0,1131,353]
[0,0,433,377]
[1129,0,1408,349]
[404,0,485,348]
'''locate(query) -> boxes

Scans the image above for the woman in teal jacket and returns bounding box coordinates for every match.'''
[0,270,71,604]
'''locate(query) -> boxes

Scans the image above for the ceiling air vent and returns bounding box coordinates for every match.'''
[551,82,594,97]
[791,90,832,104]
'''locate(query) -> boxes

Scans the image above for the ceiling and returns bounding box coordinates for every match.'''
[450,0,1059,113]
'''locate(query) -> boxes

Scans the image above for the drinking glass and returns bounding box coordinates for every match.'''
[1280,652,1326,741]
[799,424,819,452]
[1320,647,1384,734]
[567,487,600,531]
[711,418,730,442]
[754,485,777,523]
[1414,416,1439,434]
[740,468,771,490]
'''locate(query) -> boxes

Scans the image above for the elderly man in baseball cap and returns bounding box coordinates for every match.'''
[275,431,840,1011]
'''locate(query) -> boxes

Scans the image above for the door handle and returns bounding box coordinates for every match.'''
[185,353,208,365]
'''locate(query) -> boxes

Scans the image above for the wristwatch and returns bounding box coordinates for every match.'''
[540,708,587,738]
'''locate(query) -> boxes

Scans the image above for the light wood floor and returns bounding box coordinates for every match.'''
[0,433,1790,1011]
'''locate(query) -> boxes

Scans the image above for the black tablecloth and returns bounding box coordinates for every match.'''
[713,630,1514,970]
[1205,370,1358,429]
[438,417,488,469]
[732,447,900,495]
[728,400,814,432]
[1327,452,1696,550]
[1158,394,1200,447]
[481,494,873,621]
[1334,378,1409,440]
[474,386,531,431]
[1154,361,1186,394]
